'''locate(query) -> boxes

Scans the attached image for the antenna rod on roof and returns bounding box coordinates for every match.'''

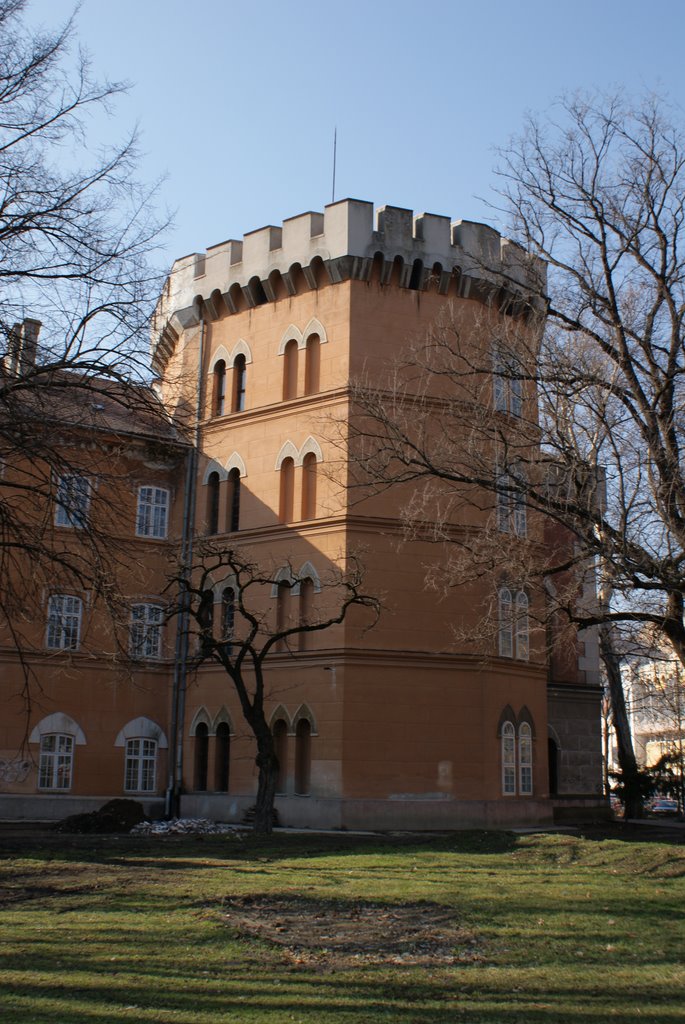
[332,126,337,204]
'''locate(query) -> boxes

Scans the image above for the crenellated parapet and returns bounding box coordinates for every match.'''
[152,199,546,373]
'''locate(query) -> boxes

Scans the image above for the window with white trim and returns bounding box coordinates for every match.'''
[496,465,527,537]
[46,594,82,650]
[519,723,533,795]
[38,734,74,790]
[55,474,90,528]
[501,722,516,796]
[124,737,157,792]
[129,604,164,659]
[498,588,529,660]
[136,486,169,539]
[493,345,523,417]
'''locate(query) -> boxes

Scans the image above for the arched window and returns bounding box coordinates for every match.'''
[276,580,290,639]
[221,587,235,653]
[273,719,288,794]
[295,719,311,795]
[515,592,529,661]
[498,588,513,658]
[519,723,533,795]
[493,344,523,417]
[301,452,317,520]
[232,354,246,412]
[227,468,240,531]
[298,577,314,651]
[502,721,516,795]
[194,722,208,791]
[304,334,320,395]
[213,360,227,416]
[283,339,298,401]
[215,722,230,792]
[124,738,157,792]
[548,736,559,795]
[38,734,74,790]
[206,472,220,535]
[279,458,295,523]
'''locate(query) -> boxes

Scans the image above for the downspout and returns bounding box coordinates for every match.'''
[166,311,205,817]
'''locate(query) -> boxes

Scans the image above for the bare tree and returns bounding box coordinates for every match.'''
[349,93,685,816]
[0,2,170,669]
[174,544,380,834]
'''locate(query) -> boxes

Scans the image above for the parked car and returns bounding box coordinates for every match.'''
[650,798,679,816]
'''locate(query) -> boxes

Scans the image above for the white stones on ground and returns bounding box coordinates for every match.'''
[131,817,239,836]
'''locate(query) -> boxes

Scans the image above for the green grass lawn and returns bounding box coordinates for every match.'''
[1,827,683,1023]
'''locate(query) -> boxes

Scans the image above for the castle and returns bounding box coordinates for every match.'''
[0,199,605,827]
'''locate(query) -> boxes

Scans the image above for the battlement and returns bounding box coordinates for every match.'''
[153,200,546,370]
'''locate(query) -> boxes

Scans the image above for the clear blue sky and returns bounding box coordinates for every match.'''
[24,0,685,271]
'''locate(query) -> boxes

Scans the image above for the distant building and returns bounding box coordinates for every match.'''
[0,200,606,826]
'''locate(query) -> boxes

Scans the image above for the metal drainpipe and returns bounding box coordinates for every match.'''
[166,312,205,817]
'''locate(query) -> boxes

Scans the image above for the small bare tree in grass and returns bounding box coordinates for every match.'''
[175,544,380,834]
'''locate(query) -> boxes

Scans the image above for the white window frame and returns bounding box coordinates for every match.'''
[38,733,74,790]
[129,603,164,660]
[46,594,82,650]
[519,723,533,795]
[498,588,513,658]
[515,591,530,661]
[493,344,523,417]
[136,486,169,539]
[55,473,90,528]
[502,722,516,796]
[124,737,157,792]
[498,588,529,661]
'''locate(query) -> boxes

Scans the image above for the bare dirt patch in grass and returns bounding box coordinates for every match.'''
[216,894,481,967]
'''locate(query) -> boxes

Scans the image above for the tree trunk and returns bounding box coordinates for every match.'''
[252,726,279,835]
[599,623,643,818]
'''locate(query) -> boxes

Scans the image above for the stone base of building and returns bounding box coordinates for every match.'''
[181,793,555,830]
[552,795,611,823]
[0,794,166,822]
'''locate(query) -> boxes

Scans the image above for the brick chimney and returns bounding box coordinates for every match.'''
[7,318,41,375]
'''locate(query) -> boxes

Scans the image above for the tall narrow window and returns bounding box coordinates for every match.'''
[496,470,511,533]
[55,474,90,528]
[301,453,317,520]
[498,588,513,658]
[206,472,220,535]
[213,360,227,416]
[273,719,288,794]
[136,487,169,539]
[496,467,527,537]
[276,580,289,636]
[194,723,209,791]
[513,473,527,537]
[38,734,74,790]
[283,340,298,401]
[129,604,164,659]
[227,468,240,531]
[304,335,320,395]
[295,719,312,795]
[279,458,295,523]
[519,723,533,795]
[232,354,246,412]
[515,592,529,661]
[298,578,314,651]
[215,722,230,791]
[46,595,82,651]
[221,586,235,653]
[124,738,157,792]
[493,344,523,417]
[502,722,516,795]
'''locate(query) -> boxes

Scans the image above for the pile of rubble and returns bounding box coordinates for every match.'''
[131,817,241,837]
